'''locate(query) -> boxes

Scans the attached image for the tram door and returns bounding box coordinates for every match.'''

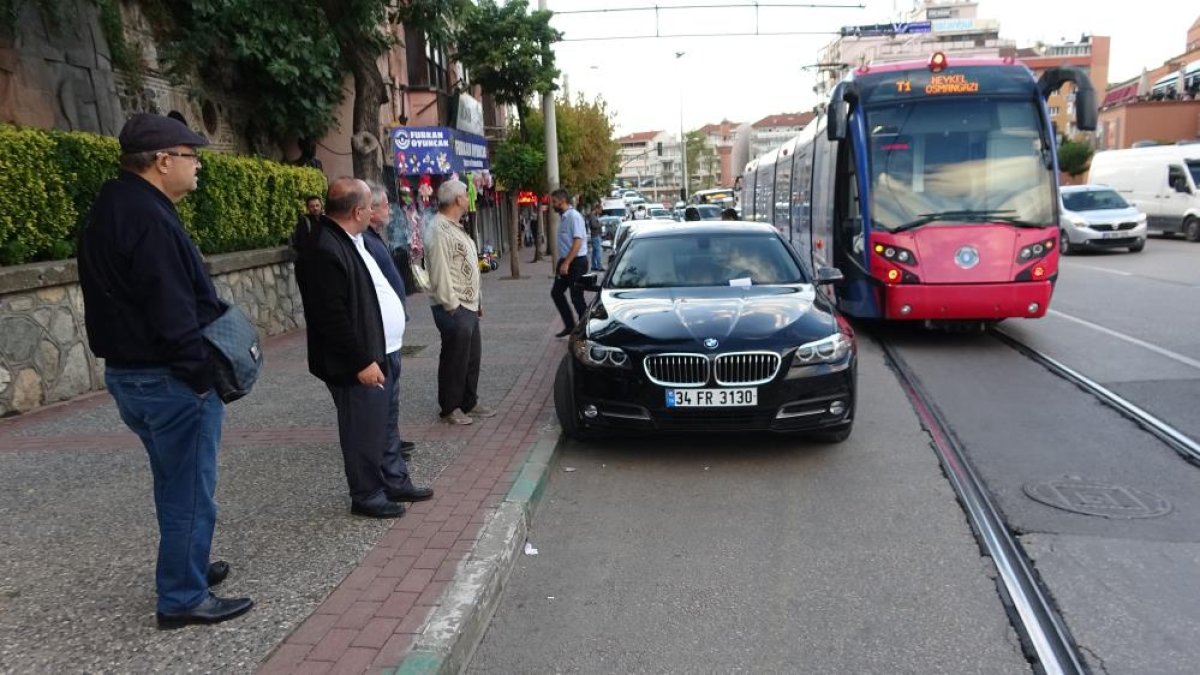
[828,122,877,316]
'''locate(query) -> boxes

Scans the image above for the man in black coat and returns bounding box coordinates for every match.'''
[294,178,433,518]
[78,113,253,629]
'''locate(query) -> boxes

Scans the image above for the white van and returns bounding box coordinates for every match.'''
[1087,145,1200,241]
[600,197,629,220]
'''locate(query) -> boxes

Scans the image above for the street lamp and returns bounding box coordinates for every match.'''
[675,51,688,204]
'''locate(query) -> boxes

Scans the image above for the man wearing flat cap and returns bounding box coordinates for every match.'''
[78,113,253,629]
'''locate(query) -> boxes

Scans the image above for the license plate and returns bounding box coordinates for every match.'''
[1101,231,1125,239]
[665,388,757,407]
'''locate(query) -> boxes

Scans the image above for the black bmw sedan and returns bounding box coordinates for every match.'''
[554,222,857,442]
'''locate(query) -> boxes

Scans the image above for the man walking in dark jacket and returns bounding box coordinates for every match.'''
[78,113,253,629]
[295,178,433,518]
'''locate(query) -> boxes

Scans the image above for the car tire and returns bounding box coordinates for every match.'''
[1059,230,1073,256]
[554,355,591,441]
[1129,239,1145,253]
[809,423,853,444]
[1185,217,1200,243]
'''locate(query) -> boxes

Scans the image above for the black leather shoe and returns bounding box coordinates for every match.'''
[555,328,573,338]
[156,593,254,630]
[400,440,416,461]
[351,500,407,518]
[207,561,230,588]
[386,485,435,503]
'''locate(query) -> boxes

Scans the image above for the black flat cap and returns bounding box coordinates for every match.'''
[119,113,209,154]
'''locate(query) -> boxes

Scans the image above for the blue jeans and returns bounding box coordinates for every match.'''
[590,235,603,270]
[105,367,224,614]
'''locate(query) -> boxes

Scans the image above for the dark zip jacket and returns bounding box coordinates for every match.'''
[294,216,386,385]
[78,172,223,392]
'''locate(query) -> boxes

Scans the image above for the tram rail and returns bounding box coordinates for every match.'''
[990,328,1200,468]
[880,339,1087,675]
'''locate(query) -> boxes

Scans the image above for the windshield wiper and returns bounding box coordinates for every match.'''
[890,209,1041,233]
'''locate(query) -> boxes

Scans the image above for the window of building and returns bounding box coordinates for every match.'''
[1048,106,1061,116]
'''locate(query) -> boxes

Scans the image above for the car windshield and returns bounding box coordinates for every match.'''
[866,98,1055,231]
[609,234,804,288]
[1063,189,1129,211]
[695,205,723,220]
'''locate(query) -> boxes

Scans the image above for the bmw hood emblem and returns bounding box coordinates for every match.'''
[954,246,980,269]
[703,338,719,350]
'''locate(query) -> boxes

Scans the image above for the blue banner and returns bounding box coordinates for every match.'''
[390,126,491,176]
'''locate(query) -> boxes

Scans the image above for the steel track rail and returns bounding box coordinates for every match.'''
[880,340,1086,675]
[991,329,1200,468]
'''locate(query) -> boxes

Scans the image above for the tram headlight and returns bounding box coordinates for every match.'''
[873,243,918,266]
[572,340,630,368]
[1016,238,1057,263]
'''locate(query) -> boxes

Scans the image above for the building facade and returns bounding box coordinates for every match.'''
[750,112,815,160]
[616,130,681,204]
[697,120,744,188]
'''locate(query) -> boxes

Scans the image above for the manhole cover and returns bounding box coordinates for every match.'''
[1024,478,1172,519]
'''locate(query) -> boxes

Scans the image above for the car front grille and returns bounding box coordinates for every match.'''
[643,351,782,387]
[1091,222,1139,232]
[713,352,781,385]
[643,354,709,387]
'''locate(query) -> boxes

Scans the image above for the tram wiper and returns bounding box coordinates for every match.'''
[891,210,1039,232]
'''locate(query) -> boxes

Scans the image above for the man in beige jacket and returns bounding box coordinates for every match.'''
[425,179,497,425]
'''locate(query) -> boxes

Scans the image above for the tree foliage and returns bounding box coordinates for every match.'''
[1057,138,1094,178]
[685,130,719,191]
[454,0,560,138]
[493,132,545,194]
[165,0,345,145]
[517,94,619,203]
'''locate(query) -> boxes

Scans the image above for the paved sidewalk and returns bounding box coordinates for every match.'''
[0,255,565,674]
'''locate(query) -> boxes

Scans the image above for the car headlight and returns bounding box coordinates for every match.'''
[1069,217,1090,229]
[792,333,852,367]
[1136,213,1147,224]
[572,339,630,368]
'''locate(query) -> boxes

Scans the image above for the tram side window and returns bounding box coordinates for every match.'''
[743,171,756,221]
[774,153,793,237]
[755,163,775,224]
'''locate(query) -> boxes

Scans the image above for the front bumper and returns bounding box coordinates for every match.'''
[1066,223,1147,248]
[570,357,855,434]
[883,281,1053,320]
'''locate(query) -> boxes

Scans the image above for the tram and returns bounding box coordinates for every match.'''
[743,53,1097,324]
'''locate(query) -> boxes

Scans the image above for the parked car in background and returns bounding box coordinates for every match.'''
[556,222,857,442]
[598,215,622,240]
[647,206,672,220]
[1059,185,1147,254]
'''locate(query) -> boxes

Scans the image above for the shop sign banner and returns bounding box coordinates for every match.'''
[391,126,491,175]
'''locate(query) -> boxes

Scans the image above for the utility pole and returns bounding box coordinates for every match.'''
[676,51,688,204]
[541,0,560,262]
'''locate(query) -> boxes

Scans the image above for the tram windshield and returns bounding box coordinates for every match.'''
[865,98,1055,231]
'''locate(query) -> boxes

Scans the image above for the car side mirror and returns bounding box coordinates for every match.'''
[816,267,844,285]
[577,272,603,292]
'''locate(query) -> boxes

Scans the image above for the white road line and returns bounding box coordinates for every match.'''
[1048,310,1200,372]
[1067,263,1132,277]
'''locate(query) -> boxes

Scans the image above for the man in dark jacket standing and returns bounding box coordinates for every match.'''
[295,178,433,518]
[78,113,253,629]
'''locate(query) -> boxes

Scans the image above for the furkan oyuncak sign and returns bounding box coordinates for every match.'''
[390,126,491,176]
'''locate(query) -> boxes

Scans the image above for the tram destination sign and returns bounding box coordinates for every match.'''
[840,21,931,37]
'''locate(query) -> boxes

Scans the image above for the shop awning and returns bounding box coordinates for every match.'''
[390,126,491,176]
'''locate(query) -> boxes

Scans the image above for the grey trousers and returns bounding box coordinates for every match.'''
[327,350,411,504]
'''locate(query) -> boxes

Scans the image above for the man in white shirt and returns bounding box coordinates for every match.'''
[295,178,433,518]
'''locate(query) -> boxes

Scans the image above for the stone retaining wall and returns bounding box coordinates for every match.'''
[0,247,303,416]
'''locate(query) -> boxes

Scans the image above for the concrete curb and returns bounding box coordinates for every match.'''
[390,426,562,675]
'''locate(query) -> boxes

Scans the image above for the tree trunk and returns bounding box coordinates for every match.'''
[341,37,387,183]
[508,192,522,278]
[531,206,543,263]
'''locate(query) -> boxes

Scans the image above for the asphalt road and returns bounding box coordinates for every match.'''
[884,236,1200,674]
[470,340,1028,674]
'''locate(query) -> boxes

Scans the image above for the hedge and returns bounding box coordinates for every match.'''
[0,124,327,265]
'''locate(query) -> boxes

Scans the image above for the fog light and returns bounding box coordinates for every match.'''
[1027,302,1040,314]
[900,304,912,315]
[582,405,599,419]
[829,400,847,415]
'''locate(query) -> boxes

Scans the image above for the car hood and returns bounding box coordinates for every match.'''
[586,285,836,350]
[1062,206,1142,224]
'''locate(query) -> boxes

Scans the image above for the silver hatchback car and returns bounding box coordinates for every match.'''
[1059,184,1147,254]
